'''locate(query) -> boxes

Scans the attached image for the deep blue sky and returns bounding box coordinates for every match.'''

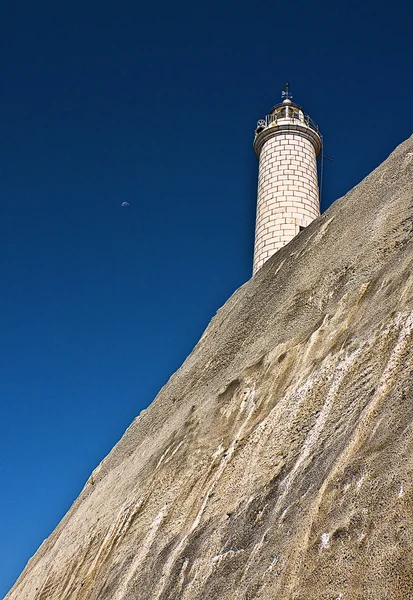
[1,0,412,595]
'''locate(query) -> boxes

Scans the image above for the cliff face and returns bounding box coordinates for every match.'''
[7,136,413,600]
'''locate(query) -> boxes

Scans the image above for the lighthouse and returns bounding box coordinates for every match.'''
[252,84,322,274]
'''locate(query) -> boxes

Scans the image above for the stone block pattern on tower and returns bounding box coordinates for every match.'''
[253,133,320,274]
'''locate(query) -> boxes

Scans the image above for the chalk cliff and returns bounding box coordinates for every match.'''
[6,136,413,600]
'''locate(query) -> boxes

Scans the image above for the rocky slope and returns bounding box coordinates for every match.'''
[6,135,413,600]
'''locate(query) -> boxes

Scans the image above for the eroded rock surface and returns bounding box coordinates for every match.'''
[6,136,413,599]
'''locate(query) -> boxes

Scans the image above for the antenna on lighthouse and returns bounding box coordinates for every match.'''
[281,82,293,102]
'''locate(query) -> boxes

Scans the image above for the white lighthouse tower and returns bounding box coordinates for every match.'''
[252,84,322,274]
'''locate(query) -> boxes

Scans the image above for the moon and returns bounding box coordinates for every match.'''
[121,202,130,207]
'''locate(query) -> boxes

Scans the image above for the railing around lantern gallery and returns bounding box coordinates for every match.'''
[256,111,319,134]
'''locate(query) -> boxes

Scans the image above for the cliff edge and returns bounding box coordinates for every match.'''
[6,135,413,600]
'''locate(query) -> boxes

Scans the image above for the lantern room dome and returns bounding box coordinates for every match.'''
[253,85,322,157]
[268,98,306,122]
